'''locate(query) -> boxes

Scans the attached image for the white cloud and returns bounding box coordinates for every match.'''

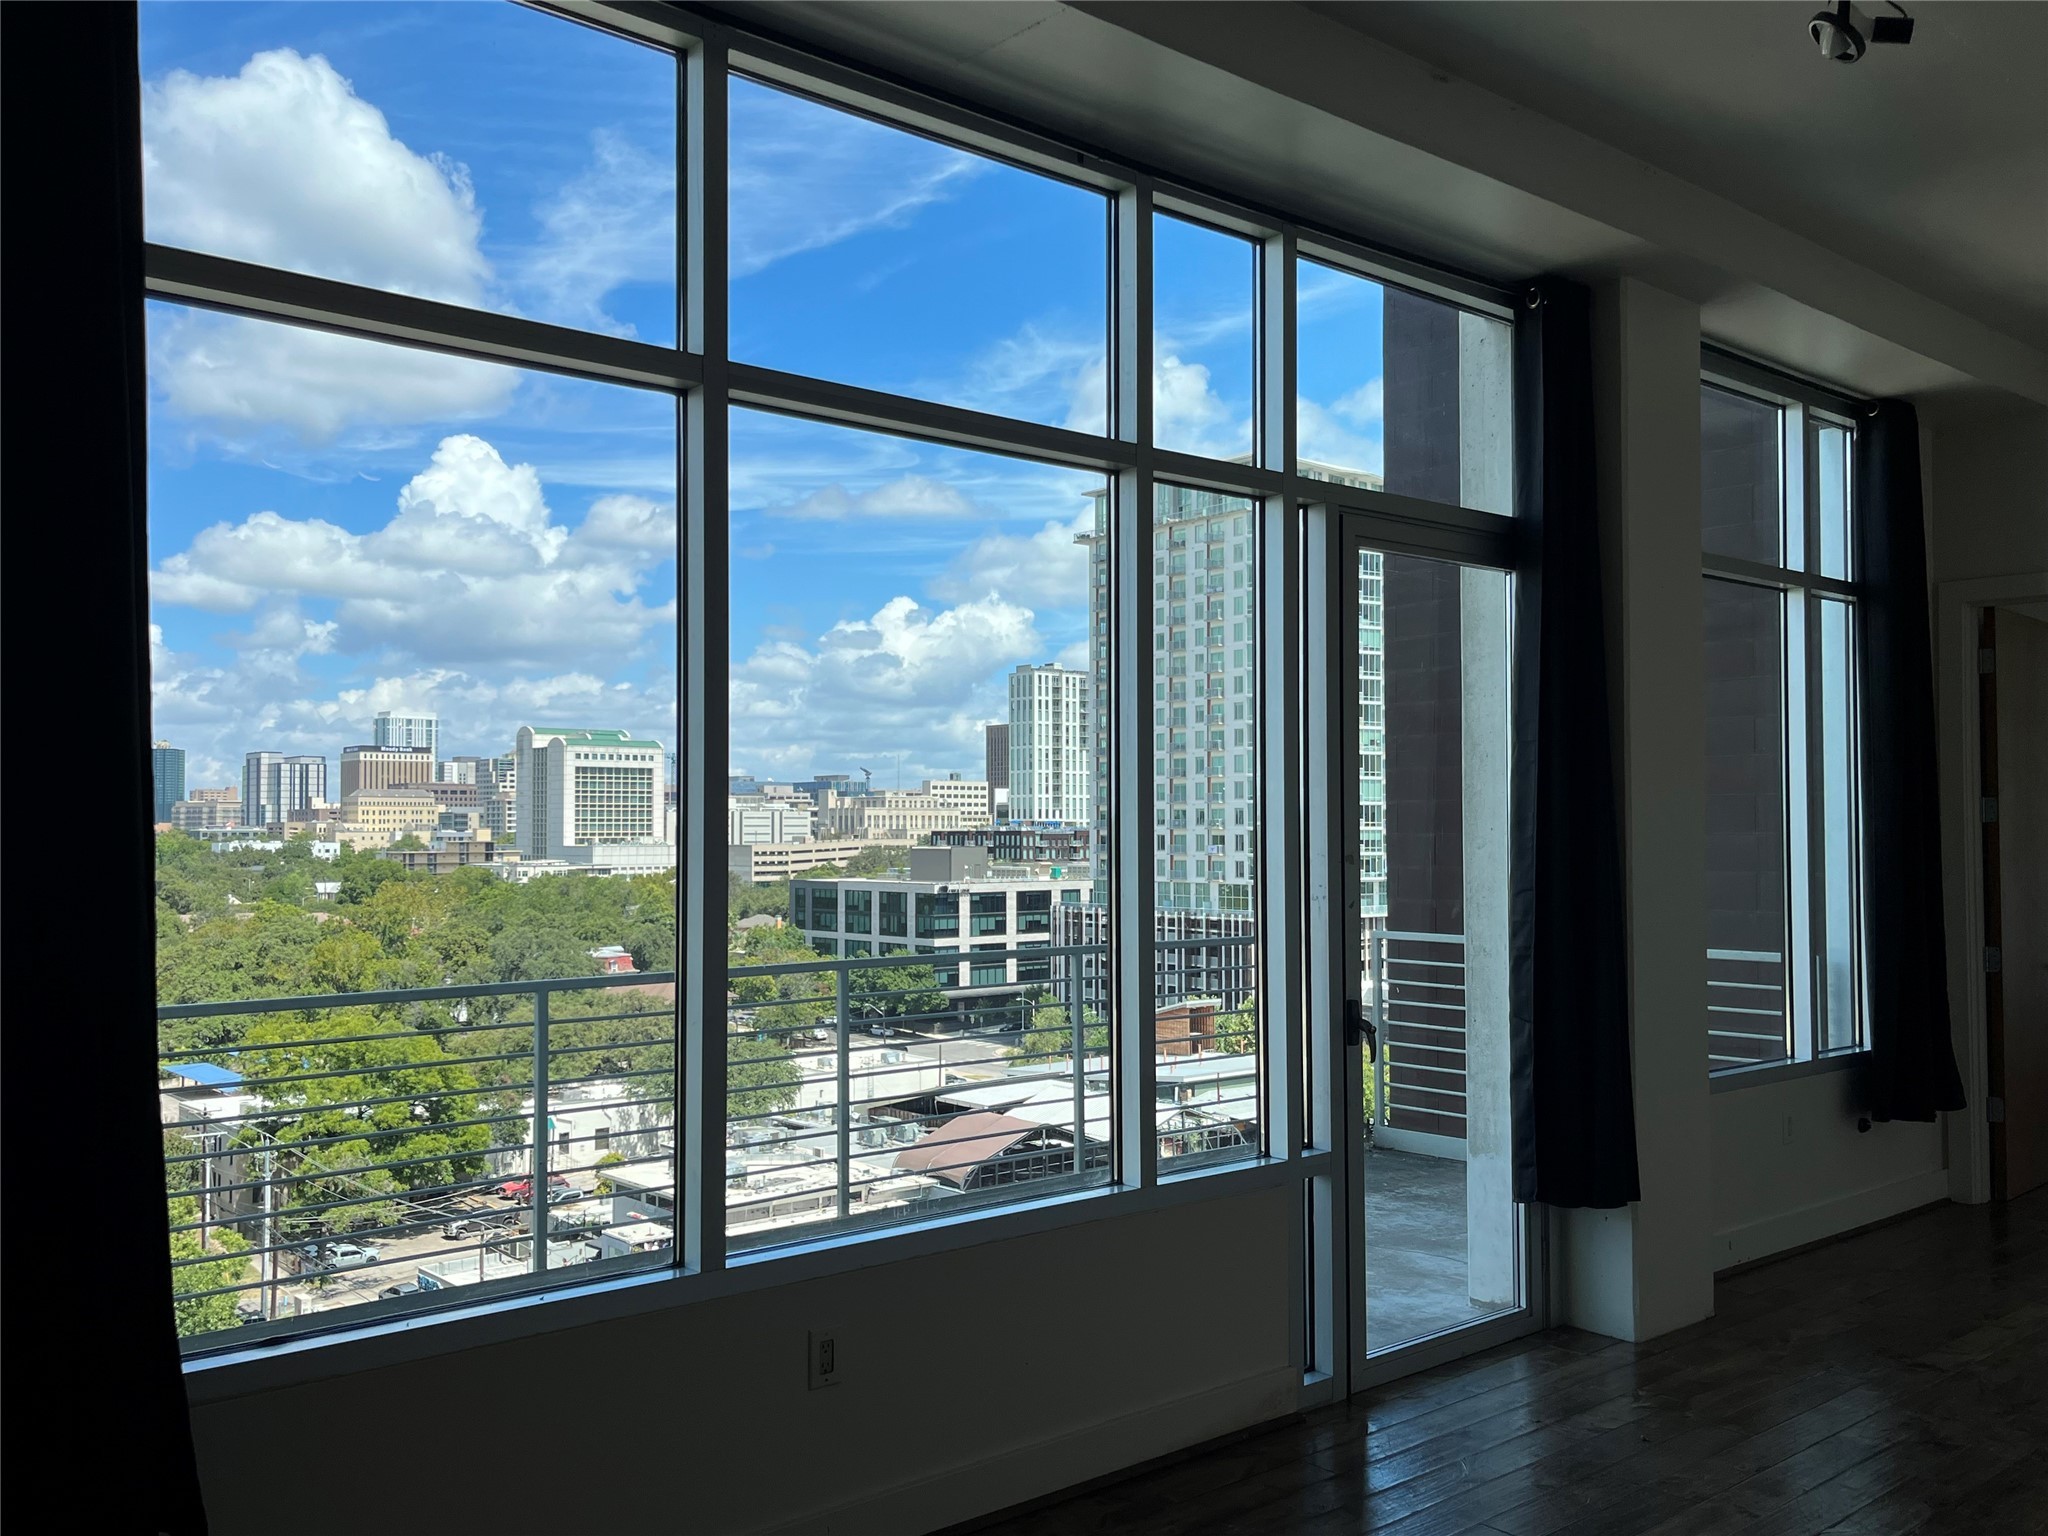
[151,434,675,670]
[150,306,519,448]
[931,507,1095,610]
[143,49,489,304]
[729,81,984,278]
[1332,378,1384,427]
[773,475,976,521]
[516,130,676,337]
[1297,394,1384,479]
[575,494,678,552]
[729,594,1042,782]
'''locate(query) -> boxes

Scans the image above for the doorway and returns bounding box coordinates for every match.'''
[1337,529,1538,1386]
[1982,604,2048,1199]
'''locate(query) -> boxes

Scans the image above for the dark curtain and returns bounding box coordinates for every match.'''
[1,4,212,1531]
[1854,402,1966,1123]
[1507,278,1641,1208]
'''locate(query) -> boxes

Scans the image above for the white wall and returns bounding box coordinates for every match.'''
[1710,1075,1947,1270]
[1930,405,2048,585]
[189,1186,1297,1536]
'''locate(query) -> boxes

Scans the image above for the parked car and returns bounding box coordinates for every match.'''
[325,1243,381,1269]
[441,1218,486,1240]
[499,1174,571,1202]
[546,1183,583,1204]
[378,1282,420,1299]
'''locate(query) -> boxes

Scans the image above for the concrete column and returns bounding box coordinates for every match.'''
[1461,566,1514,1305]
[1460,311,1517,1306]
[1553,277,1714,1341]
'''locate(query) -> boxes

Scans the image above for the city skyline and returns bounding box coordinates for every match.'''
[139,2,1391,793]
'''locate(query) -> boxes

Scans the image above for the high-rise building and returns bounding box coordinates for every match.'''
[151,741,186,824]
[1080,466,1381,918]
[372,710,439,763]
[1008,665,1091,824]
[242,751,328,825]
[515,727,665,861]
[340,745,434,799]
[436,757,484,784]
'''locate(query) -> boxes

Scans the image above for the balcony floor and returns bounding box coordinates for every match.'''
[1364,1145,1512,1351]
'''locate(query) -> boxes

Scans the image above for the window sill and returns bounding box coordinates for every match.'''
[181,1154,1295,1407]
[1709,1050,1867,1094]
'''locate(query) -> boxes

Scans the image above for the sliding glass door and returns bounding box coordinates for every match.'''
[1341,532,1538,1383]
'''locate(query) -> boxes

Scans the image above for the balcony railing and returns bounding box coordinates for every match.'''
[160,938,1269,1345]
[1366,929,1468,1138]
[1706,948,1790,1070]
[158,972,678,1348]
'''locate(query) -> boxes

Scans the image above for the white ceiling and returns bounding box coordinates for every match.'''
[1306,1,2048,352]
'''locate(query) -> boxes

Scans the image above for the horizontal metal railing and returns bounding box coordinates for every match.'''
[1706,947,1789,1070]
[161,929,1271,1341]
[1366,929,1468,1138]
[159,971,678,1346]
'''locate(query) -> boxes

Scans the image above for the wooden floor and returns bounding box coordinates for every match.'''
[972,1194,2048,1535]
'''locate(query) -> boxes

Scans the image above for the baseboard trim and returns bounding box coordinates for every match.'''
[1713,1169,1952,1274]
[756,1364,1301,1536]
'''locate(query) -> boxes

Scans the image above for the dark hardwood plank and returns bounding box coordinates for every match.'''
[958,1193,2048,1536]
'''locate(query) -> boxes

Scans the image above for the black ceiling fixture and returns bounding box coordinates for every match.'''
[1809,1,1915,62]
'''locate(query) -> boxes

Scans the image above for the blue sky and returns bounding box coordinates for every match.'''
[140,1,1386,791]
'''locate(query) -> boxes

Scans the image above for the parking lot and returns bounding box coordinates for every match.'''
[245,1177,608,1319]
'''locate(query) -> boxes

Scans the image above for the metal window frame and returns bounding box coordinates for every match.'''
[1700,355,1872,1079]
[151,0,1532,1397]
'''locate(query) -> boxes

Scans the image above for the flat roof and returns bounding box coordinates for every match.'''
[169,1062,242,1088]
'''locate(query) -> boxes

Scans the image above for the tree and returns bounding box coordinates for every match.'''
[1017,994,1107,1068]
[593,1150,628,1198]
[1208,994,1257,1056]
[237,1007,493,1228]
[165,1193,251,1339]
[848,962,948,1028]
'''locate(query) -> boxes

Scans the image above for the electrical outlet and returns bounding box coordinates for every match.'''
[808,1329,840,1389]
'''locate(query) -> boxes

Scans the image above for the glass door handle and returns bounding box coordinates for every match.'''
[1345,999,1378,1060]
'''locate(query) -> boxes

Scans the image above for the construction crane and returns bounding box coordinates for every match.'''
[860,767,873,796]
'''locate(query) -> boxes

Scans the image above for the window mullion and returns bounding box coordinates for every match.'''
[1113,179,1157,1191]
[1257,229,1300,1160]
[682,35,728,1274]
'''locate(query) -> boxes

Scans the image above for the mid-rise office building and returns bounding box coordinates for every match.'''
[728,839,873,885]
[929,823,1093,869]
[151,741,186,824]
[729,796,817,845]
[169,792,242,833]
[338,786,442,841]
[790,847,1090,1016]
[372,710,439,762]
[817,776,992,840]
[242,751,327,826]
[339,744,434,799]
[1007,665,1091,824]
[515,726,666,862]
